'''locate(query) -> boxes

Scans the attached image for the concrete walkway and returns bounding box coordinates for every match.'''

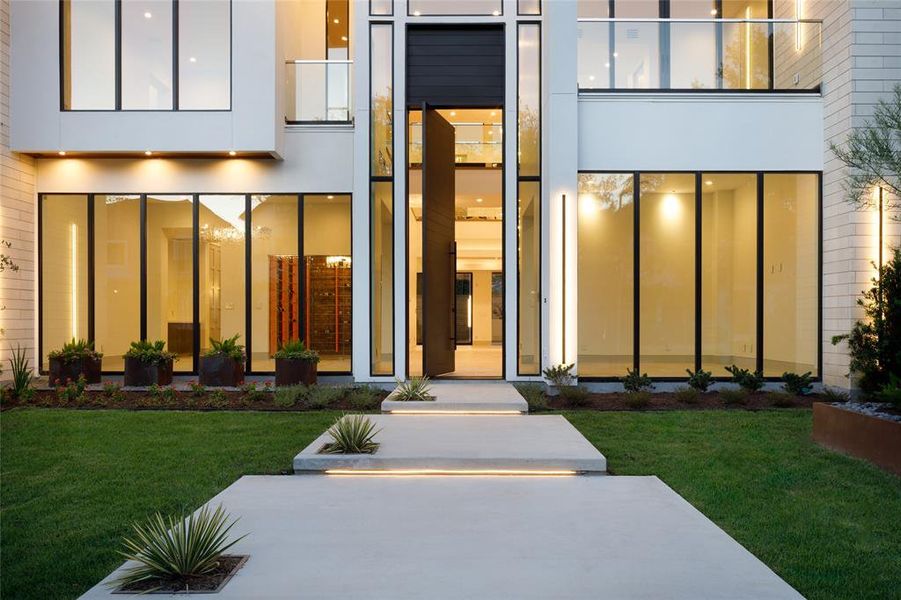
[382,381,528,413]
[79,382,804,599]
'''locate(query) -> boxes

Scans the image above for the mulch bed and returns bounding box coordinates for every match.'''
[114,555,248,594]
[543,391,818,411]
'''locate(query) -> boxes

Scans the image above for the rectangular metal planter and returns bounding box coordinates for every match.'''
[812,402,901,475]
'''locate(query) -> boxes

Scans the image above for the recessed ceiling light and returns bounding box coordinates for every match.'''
[475,197,483,203]
[327,195,335,199]
[604,62,610,68]
[144,150,153,156]
[333,18,339,23]
[589,75,596,80]
[450,111,456,116]
[413,10,421,16]
[613,52,618,58]
[189,56,197,63]
[58,151,66,156]
[705,180,713,186]
[228,150,237,156]
[144,11,152,18]
[710,8,718,15]
[492,10,500,15]
[341,36,348,41]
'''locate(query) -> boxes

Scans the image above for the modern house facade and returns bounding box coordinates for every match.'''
[2,0,899,388]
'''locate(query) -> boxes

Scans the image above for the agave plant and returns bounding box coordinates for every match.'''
[322,414,381,454]
[111,504,246,591]
[392,376,432,401]
[203,334,245,361]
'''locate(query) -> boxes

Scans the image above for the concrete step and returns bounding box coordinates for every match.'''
[381,381,529,414]
[293,414,606,474]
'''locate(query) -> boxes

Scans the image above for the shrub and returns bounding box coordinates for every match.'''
[57,375,87,404]
[208,389,228,407]
[111,504,246,591]
[674,386,700,404]
[321,414,380,454]
[392,376,432,401]
[769,391,796,408]
[239,382,269,403]
[821,387,851,403]
[148,384,177,404]
[543,363,575,387]
[48,338,102,363]
[272,339,320,362]
[514,383,547,411]
[558,385,590,407]
[720,388,748,405]
[725,365,764,392]
[874,374,901,408]
[124,340,176,364]
[274,384,307,408]
[782,371,814,396]
[347,385,381,410]
[831,248,901,395]
[6,345,34,401]
[306,384,345,409]
[625,391,651,410]
[203,334,245,361]
[188,382,207,398]
[685,368,713,392]
[622,368,653,393]
[102,382,125,403]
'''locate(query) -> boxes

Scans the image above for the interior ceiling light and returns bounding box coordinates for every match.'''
[705,180,713,186]
[58,151,66,156]
[492,10,500,15]
[450,111,457,117]
[327,195,335,199]
[189,56,197,63]
[413,10,421,16]
[710,8,717,15]
[144,150,153,156]
[143,11,152,18]
[228,150,237,156]
[333,18,339,23]
[475,197,483,203]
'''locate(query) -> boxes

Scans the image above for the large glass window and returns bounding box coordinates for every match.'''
[178,0,231,109]
[518,24,540,179]
[146,195,194,371]
[122,0,174,110]
[763,174,818,377]
[669,1,717,89]
[371,24,393,178]
[639,173,696,377]
[304,195,352,373]
[371,183,394,375]
[722,0,770,90]
[93,195,141,371]
[41,195,89,371]
[250,195,299,372]
[577,174,633,377]
[408,0,502,16]
[701,174,757,376]
[198,196,246,359]
[62,0,116,109]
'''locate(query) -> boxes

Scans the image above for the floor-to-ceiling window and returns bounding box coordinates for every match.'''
[576,171,820,380]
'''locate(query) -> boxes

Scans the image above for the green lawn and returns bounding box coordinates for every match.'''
[566,410,901,600]
[1,408,899,600]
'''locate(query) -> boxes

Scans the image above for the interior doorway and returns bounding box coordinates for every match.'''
[408,107,504,378]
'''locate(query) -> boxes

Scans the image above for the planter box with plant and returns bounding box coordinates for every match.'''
[813,402,901,475]
[123,340,176,387]
[199,335,245,387]
[319,414,381,454]
[273,339,320,386]
[391,376,434,401]
[111,504,248,594]
[543,363,575,397]
[48,339,102,386]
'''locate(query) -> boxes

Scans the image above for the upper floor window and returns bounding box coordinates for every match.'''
[408,0,502,16]
[61,0,231,111]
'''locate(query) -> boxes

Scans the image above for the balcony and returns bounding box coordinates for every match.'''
[577,18,822,92]
[285,60,352,124]
[409,122,503,166]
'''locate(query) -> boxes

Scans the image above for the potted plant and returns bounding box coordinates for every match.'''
[273,339,320,386]
[199,334,245,387]
[48,338,102,386]
[123,340,176,387]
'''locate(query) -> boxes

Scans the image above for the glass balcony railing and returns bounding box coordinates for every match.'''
[285,60,352,123]
[408,122,503,166]
[577,18,822,92]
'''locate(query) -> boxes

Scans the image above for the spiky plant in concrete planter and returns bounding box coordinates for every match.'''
[123,340,176,387]
[199,335,245,387]
[392,376,433,401]
[320,414,381,454]
[111,504,248,594]
[48,339,102,386]
[273,339,320,386]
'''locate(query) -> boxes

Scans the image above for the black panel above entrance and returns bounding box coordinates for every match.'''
[406,25,505,108]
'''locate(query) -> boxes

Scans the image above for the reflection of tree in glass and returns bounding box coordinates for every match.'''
[372,92,393,176]
[578,174,663,211]
[718,25,769,89]
[518,107,539,174]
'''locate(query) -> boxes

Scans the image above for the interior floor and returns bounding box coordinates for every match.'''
[409,343,503,378]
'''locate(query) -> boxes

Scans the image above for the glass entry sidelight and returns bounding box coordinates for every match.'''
[408,107,504,378]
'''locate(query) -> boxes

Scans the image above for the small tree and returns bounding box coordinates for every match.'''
[830,85,901,217]
[832,248,901,394]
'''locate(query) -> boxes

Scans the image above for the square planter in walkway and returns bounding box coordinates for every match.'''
[812,402,901,475]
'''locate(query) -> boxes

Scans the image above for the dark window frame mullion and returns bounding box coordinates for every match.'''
[298,195,306,347]
[140,195,147,340]
[715,0,724,89]
[87,195,95,344]
[695,173,702,373]
[244,194,252,374]
[115,0,122,110]
[173,0,179,109]
[633,172,640,374]
[756,172,764,374]
[192,194,200,374]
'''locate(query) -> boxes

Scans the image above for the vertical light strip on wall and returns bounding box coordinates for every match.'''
[796,0,802,51]
[70,222,78,339]
[745,6,752,89]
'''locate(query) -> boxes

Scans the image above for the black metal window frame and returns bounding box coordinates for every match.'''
[517,0,541,16]
[38,192,353,377]
[369,21,395,377]
[575,170,823,382]
[59,0,234,112]
[516,21,542,376]
[369,0,394,17]
[577,0,818,94]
